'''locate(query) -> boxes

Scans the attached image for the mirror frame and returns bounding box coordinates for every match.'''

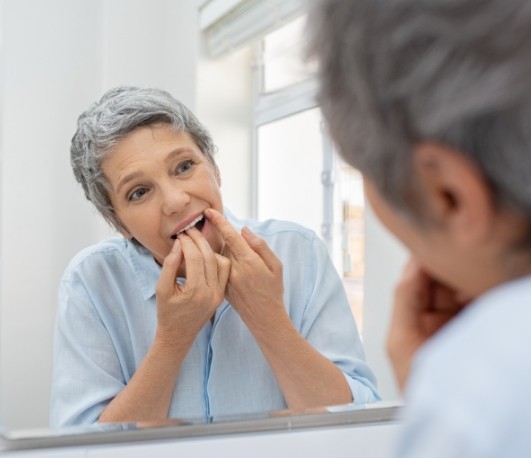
[1,403,400,452]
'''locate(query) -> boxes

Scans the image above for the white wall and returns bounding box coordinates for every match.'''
[0,0,199,430]
[364,207,407,402]
[196,43,254,217]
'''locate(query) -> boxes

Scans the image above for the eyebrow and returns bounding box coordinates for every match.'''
[165,147,195,164]
[114,147,197,195]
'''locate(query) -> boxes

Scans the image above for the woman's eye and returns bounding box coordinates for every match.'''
[129,187,149,201]
[176,160,194,174]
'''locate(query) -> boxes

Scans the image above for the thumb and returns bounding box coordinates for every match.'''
[215,253,231,289]
[157,239,183,298]
[241,226,280,272]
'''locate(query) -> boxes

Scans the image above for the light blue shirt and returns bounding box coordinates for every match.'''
[50,211,379,427]
[396,274,531,458]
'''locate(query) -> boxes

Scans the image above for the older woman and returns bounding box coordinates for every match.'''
[310,0,531,456]
[49,86,379,427]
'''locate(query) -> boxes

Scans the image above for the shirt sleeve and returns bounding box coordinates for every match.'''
[49,274,126,427]
[294,233,381,404]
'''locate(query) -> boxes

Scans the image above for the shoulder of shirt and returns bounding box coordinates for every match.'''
[62,236,140,276]
[225,207,318,243]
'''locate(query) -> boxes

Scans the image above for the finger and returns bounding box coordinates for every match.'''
[421,311,457,336]
[430,281,467,313]
[157,239,183,298]
[204,208,250,259]
[185,226,218,286]
[393,258,431,328]
[215,253,231,289]
[387,259,430,391]
[394,258,430,307]
[178,232,206,286]
[241,226,281,273]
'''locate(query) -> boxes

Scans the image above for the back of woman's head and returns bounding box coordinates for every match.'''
[309,0,531,226]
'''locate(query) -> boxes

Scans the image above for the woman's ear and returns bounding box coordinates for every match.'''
[117,223,133,240]
[412,142,494,245]
[215,164,222,187]
[120,230,133,240]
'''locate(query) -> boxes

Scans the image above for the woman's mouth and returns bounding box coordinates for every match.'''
[171,215,205,239]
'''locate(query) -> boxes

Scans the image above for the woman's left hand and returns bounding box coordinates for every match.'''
[204,208,286,329]
[204,208,353,410]
[387,258,469,392]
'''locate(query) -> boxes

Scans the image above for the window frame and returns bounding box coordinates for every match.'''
[251,38,336,251]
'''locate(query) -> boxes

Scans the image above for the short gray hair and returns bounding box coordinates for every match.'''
[71,86,217,232]
[308,0,531,225]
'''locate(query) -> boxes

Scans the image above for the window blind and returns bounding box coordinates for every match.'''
[200,0,304,58]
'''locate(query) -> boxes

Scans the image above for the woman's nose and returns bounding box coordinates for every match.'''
[160,183,190,216]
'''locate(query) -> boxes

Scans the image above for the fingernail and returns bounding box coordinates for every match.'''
[242,226,255,237]
[171,238,181,252]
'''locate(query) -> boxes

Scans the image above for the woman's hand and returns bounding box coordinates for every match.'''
[204,208,353,409]
[387,258,469,392]
[204,208,286,330]
[155,226,231,352]
[99,228,230,424]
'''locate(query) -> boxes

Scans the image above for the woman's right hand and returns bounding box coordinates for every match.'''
[154,227,231,352]
[387,258,469,393]
[99,228,230,423]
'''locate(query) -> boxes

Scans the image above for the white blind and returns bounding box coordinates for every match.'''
[200,0,305,58]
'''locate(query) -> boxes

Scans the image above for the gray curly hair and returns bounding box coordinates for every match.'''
[71,86,216,232]
[308,0,531,229]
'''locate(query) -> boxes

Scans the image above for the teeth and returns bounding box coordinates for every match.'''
[176,215,204,236]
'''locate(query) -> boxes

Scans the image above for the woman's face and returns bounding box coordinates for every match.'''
[363,178,466,293]
[102,123,224,265]
[363,143,531,299]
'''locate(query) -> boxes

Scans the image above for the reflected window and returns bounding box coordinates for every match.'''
[257,108,322,235]
[255,17,365,333]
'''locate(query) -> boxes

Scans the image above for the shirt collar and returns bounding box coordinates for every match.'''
[126,240,160,301]
[472,273,531,310]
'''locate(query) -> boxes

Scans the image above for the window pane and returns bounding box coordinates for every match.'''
[257,108,366,335]
[257,107,323,236]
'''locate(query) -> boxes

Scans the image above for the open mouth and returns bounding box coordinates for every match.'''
[171,215,205,239]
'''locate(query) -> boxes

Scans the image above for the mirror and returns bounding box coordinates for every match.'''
[0,0,403,439]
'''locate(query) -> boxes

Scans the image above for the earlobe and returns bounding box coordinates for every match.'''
[119,228,133,240]
[413,142,494,244]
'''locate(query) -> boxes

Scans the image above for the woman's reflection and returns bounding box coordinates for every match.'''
[49,86,380,427]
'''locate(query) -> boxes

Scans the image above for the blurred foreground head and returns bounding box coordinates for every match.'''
[308,0,531,233]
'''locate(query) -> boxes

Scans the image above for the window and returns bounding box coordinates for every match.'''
[256,107,322,235]
[253,16,366,333]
